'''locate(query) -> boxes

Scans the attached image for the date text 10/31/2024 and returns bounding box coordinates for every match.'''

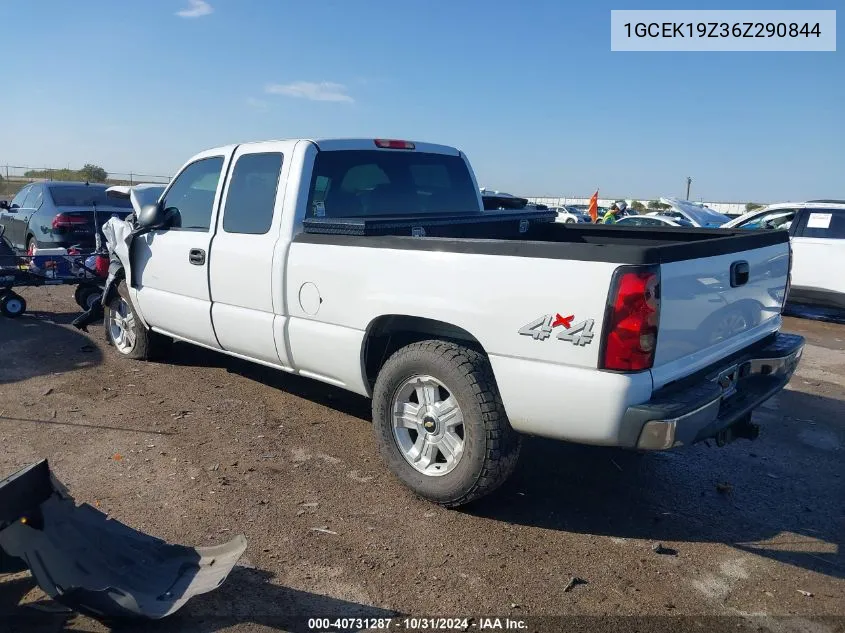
[307,618,528,630]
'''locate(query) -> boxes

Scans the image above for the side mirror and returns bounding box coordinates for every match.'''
[0,200,8,210]
[136,203,166,229]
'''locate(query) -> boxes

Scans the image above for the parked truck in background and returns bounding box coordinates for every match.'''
[101,138,805,507]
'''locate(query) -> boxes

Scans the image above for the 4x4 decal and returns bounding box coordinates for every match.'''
[519,313,595,346]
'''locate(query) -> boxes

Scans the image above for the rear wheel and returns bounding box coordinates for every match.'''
[0,292,26,318]
[372,340,521,507]
[104,280,171,360]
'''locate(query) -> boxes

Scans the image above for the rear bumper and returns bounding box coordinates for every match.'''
[626,333,804,450]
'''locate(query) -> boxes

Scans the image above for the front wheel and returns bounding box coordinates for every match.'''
[104,280,171,360]
[372,340,521,507]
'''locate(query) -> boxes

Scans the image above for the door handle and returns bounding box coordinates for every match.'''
[189,248,206,266]
[730,261,749,287]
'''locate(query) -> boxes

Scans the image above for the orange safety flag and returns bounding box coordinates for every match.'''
[588,190,599,222]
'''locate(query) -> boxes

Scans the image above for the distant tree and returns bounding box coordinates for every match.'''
[80,164,108,182]
[23,164,109,183]
[648,199,671,210]
[631,200,646,213]
[745,202,764,212]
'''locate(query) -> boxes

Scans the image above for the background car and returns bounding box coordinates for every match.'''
[0,181,133,254]
[480,188,530,211]
[616,214,695,227]
[561,204,594,222]
[550,206,591,223]
[650,197,731,227]
[722,201,845,309]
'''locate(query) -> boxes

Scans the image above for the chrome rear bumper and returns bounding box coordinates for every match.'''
[623,333,804,450]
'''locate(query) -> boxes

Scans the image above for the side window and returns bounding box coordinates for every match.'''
[24,186,43,210]
[739,209,796,231]
[160,156,224,231]
[10,186,30,209]
[799,210,845,239]
[222,153,283,235]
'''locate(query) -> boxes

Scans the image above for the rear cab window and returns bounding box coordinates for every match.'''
[306,150,479,218]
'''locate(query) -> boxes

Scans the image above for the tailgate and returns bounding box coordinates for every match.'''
[651,241,790,389]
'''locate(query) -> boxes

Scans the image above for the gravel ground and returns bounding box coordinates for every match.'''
[0,286,843,633]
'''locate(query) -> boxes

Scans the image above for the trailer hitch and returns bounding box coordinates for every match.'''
[0,460,247,620]
[715,414,761,447]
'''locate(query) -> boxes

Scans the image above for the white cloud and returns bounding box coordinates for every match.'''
[176,0,213,18]
[265,81,354,103]
[246,97,269,112]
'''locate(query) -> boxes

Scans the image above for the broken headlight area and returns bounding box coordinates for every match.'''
[0,460,247,620]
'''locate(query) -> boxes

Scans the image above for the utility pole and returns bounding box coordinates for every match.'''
[685,176,692,200]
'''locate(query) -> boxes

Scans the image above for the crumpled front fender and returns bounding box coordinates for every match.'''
[0,460,247,620]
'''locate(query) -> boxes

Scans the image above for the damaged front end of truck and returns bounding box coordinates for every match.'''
[0,460,247,621]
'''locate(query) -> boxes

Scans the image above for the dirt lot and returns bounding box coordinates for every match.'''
[1,287,843,633]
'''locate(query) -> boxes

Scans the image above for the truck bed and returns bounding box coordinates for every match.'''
[296,216,788,265]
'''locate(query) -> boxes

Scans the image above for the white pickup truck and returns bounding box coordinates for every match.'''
[101,138,804,507]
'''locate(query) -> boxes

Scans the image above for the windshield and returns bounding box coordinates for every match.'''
[307,150,480,217]
[49,185,133,208]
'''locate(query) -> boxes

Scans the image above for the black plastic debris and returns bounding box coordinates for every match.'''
[0,460,247,620]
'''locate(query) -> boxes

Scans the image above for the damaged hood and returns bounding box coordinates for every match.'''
[660,197,731,227]
[105,184,167,217]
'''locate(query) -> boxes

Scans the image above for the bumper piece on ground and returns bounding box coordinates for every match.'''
[0,460,247,620]
[625,333,804,450]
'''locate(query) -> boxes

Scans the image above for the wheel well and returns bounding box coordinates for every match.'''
[363,315,485,387]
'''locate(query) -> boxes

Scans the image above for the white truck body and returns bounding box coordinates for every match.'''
[103,138,804,505]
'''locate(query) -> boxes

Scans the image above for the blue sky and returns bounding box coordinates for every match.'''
[0,0,841,201]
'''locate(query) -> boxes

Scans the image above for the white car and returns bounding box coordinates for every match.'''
[99,137,803,507]
[724,201,845,309]
[616,214,694,228]
[551,206,590,223]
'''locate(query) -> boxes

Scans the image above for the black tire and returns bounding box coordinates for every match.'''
[0,292,26,318]
[75,284,102,311]
[103,280,171,360]
[372,340,521,508]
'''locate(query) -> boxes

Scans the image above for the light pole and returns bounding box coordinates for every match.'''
[685,176,692,200]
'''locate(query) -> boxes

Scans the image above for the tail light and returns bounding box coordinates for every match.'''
[52,213,88,230]
[374,139,415,150]
[600,265,661,371]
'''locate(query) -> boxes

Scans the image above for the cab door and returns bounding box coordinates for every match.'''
[208,141,296,367]
[132,150,233,347]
